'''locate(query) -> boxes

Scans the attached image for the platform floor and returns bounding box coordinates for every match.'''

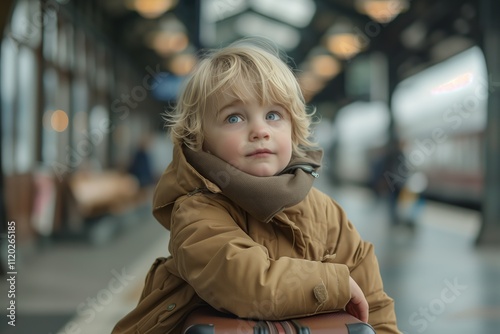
[1,175,500,334]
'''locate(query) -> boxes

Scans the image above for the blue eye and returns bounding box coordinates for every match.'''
[266,112,281,121]
[227,115,242,124]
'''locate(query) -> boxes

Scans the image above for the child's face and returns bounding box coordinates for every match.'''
[203,93,293,177]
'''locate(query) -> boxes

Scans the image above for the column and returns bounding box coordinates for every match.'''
[476,0,500,245]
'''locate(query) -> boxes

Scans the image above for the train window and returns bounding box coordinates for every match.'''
[56,71,71,155]
[473,136,482,171]
[95,44,108,92]
[75,28,87,74]
[1,38,17,174]
[9,0,42,48]
[464,135,481,172]
[41,68,59,165]
[2,0,44,175]
[57,20,71,69]
[15,46,38,173]
[42,4,58,63]
[89,105,110,167]
[67,24,75,70]
[86,40,97,87]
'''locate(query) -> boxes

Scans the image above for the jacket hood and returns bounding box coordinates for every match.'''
[153,144,323,229]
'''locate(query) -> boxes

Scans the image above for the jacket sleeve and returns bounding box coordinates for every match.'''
[325,196,400,333]
[168,194,351,320]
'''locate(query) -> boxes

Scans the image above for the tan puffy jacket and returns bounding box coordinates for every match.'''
[112,145,400,334]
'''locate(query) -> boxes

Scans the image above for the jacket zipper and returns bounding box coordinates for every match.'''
[281,164,319,178]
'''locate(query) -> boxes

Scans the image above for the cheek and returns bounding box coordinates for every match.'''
[281,126,293,149]
[276,127,293,159]
[284,140,293,159]
[213,132,243,155]
[202,132,217,153]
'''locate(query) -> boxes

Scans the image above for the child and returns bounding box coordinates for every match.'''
[112,38,400,334]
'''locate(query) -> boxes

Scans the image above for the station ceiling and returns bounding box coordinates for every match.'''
[98,0,481,105]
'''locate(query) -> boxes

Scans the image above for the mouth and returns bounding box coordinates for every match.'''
[247,149,273,157]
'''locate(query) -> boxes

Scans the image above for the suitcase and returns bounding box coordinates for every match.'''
[181,306,375,334]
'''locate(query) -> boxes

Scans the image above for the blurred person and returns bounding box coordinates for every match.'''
[128,135,155,188]
[373,139,417,227]
[370,141,403,225]
[112,38,400,334]
[384,141,405,226]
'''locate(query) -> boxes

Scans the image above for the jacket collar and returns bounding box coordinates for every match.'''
[183,146,322,222]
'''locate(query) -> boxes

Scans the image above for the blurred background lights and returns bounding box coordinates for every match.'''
[355,0,409,23]
[327,33,365,60]
[50,109,69,132]
[146,15,189,56]
[148,30,188,56]
[310,54,342,80]
[325,19,368,60]
[431,72,473,94]
[126,0,178,19]
[168,53,197,76]
[298,71,325,102]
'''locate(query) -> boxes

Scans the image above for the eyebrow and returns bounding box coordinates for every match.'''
[218,99,243,114]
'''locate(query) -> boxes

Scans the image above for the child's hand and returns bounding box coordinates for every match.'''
[347,276,369,323]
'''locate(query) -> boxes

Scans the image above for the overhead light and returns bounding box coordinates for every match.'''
[148,31,188,55]
[327,33,364,59]
[146,15,189,56]
[325,20,368,60]
[126,0,178,19]
[168,53,197,76]
[355,0,409,24]
[297,71,326,102]
[309,53,342,80]
[50,110,69,132]
[296,47,342,101]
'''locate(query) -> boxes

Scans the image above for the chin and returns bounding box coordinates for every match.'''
[246,168,277,177]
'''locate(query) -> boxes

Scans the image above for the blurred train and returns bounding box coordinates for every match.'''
[328,46,487,210]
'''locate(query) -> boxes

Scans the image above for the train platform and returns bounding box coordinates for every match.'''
[1,176,499,334]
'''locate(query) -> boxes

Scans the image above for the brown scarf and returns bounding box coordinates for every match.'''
[183,146,322,222]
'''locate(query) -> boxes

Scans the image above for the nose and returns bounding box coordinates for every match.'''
[249,119,270,141]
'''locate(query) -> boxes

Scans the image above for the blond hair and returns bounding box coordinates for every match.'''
[166,37,317,156]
